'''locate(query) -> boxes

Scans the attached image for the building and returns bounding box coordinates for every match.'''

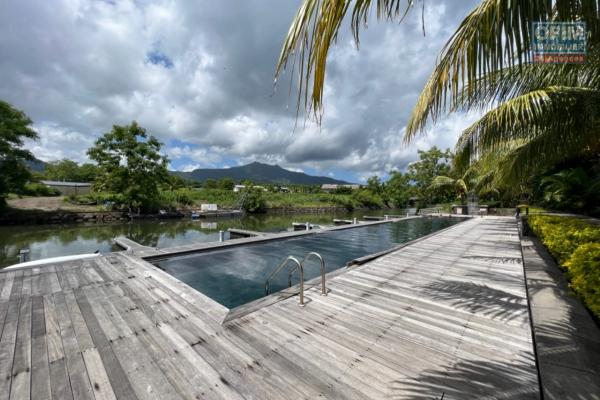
[40,180,92,196]
[233,185,268,192]
[321,184,361,192]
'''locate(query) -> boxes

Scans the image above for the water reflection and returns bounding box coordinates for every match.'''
[0,209,406,268]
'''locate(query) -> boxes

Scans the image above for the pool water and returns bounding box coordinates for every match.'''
[156,217,460,309]
[0,210,406,268]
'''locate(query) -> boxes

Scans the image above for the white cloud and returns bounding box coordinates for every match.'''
[180,163,202,172]
[1,0,481,181]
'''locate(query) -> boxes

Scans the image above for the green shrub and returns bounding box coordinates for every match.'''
[22,182,61,197]
[528,215,600,318]
[239,188,266,213]
[160,189,195,206]
[351,190,383,209]
[528,215,600,264]
[565,243,600,316]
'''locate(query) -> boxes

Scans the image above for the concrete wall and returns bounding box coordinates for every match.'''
[46,184,91,196]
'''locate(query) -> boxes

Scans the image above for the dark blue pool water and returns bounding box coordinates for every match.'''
[156,217,461,308]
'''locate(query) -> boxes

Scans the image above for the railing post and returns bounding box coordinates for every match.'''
[19,249,30,263]
[298,264,305,306]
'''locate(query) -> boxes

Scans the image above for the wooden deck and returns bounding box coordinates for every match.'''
[0,217,539,399]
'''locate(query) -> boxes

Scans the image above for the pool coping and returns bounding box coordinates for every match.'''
[132,215,472,324]
[221,217,473,323]
[141,217,418,261]
[142,214,470,262]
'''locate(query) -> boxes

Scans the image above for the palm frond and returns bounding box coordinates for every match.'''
[276,0,415,119]
[429,175,456,190]
[455,178,468,194]
[495,130,599,185]
[455,86,600,169]
[405,0,600,140]
[453,46,600,112]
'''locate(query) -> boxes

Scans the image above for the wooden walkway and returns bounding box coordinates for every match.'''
[0,217,539,399]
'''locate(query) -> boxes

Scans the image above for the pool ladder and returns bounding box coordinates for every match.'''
[264,252,327,307]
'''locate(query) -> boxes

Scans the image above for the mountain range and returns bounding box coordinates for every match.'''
[174,162,350,185]
[26,157,349,185]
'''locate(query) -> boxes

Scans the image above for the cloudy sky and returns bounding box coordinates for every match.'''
[0,0,480,183]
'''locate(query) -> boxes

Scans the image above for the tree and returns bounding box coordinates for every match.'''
[165,175,191,191]
[238,187,266,213]
[539,168,595,212]
[45,159,99,182]
[405,147,452,203]
[0,100,38,207]
[217,177,235,191]
[78,163,99,182]
[278,1,600,186]
[429,176,468,204]
[386,171,411,207]
[87,122,169,212]
[366,176,383,195]
[203,179,218,189]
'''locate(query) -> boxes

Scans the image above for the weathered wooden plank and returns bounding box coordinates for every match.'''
[108,333,182,400]
[43,295,64,363]
[31,296,51,400]
[29,272,43,297]
[46,269,62,294]
[0,299,21,400]
[21,273,32,297]
[0,271,15,301]
[49,358,74,400]
[72,288,138,400]
[9,271,23,300]
[10,296,31,400]
[63,291,94,351]
[53,292,95,400]
[81,348,117,400]
[0,217,540,400]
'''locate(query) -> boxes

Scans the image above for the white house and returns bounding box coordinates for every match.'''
[321,184,361,192]
[41,181,92,196]
[233,185,268,192]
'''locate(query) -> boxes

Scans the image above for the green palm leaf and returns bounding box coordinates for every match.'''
[278,0,599,125]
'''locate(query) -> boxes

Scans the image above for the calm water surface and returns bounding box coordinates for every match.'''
[0,209,406,268]
[156,217,460,308]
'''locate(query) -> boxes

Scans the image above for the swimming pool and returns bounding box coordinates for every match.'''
[155,217,461,309]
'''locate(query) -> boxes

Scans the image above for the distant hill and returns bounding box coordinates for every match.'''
[173,162,350,185]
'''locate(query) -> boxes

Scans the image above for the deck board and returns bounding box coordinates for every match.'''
[0,217,541,399]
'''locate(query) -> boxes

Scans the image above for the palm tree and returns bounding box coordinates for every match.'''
[429,175,468,204]
[277,0,600,183]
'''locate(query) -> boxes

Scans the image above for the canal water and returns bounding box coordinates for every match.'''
[0,209,405,268]
[156,217,460,309]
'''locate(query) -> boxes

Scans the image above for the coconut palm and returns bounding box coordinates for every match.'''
[429,175,469,203]
[277,0,600,182]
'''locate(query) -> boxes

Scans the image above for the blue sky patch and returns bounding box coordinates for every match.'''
[146,50,174,68]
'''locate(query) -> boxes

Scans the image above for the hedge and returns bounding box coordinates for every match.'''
[528,215,600,317]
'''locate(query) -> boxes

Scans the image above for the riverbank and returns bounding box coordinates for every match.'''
[0,210,403,268]
[1,196,390,226]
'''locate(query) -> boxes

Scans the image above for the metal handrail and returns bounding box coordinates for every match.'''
[265,256,305,306]
[288,252,327,296]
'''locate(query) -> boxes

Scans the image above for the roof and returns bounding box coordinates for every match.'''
[41,180,92,187]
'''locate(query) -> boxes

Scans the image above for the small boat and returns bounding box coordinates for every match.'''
[5,253,101,270]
